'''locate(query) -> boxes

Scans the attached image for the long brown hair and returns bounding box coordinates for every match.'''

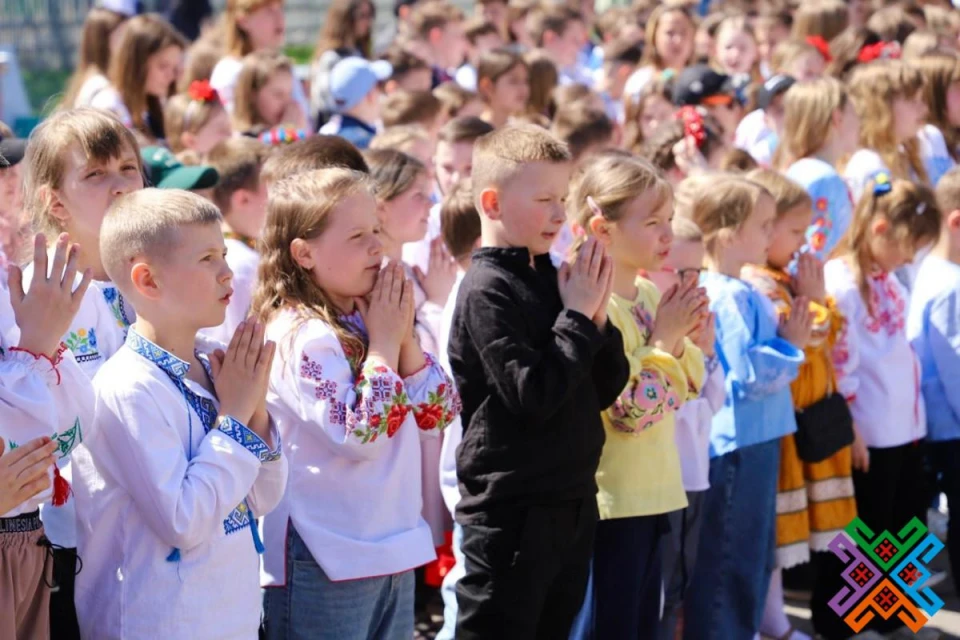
[232,50,294,133]
[225,0,285,57]
[836,177,940,314]
[62,8,128,109]
[623,76,674,155]
[251,168,373,360]
[847,60,929,184]
[108,14,187,137]
[641,2,696,71]
[916,52,960,161]
[314,0,374,59]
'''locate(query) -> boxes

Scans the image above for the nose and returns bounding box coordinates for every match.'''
[220,264,234,283]
[113,173,138,196]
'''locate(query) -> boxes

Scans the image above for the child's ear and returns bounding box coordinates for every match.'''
[290,238,315,271]
[477,77,493,100]
[130,262,161,300]
[948,209,960,230]
[588,214,611,244]
[479,187,501,220]
[43,186,69,224]
[384,79,398,94]
[871,217,889,236]
[231,189,250,212]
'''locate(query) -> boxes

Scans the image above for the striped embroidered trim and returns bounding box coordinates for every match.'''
[215,415,282,463]
[807,476,855,503]
[776,487,808,514]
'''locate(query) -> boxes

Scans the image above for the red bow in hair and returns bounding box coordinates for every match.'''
[805,36,833,63]
[674,106,706,149]
[857,41,902,64]
[188,80,220,104]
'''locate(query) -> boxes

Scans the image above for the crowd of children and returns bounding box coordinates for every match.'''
[4,0,960,639]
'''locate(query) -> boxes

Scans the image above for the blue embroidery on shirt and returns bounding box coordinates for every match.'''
[125,331,276,546]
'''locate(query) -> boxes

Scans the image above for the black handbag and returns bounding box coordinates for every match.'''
[793,380,855,463]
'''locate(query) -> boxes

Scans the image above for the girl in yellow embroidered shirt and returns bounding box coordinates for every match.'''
[741,169,857,640]
[566,153,707,638]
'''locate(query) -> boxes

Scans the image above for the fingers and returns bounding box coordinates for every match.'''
[209,348,224,379]
[226,321,245,359]
[73,269,94,308]
[33,234,47,282]
[389,263,404,307]
[246,322,264,370]
[49,234,69,287]
[257,339,277,373]
[354,296,370,318]
[8,437,58,479]
[7,264,23,307]
[16,475,51,504]
[558,261,570,284]
[61,243,80,291]
[412,266,426,289]
[234,321,255,365]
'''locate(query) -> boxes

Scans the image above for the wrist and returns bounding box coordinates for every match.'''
[15,336,61,361]
[367,343,400,371]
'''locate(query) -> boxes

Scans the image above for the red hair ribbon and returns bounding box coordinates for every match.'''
[674,106,706,149]
[857,41,902,64]
[805,36,833,63]
[188,79,220,104]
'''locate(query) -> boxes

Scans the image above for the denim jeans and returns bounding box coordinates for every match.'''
[683,439,780,640]
[437,524,465,640]
[262,524,414,640]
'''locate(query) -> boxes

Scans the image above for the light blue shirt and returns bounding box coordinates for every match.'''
[786,157,853,262]
[702,272,804,457]
[907,255,960,441]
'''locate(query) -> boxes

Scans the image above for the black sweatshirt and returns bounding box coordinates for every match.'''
[448,247,630,523]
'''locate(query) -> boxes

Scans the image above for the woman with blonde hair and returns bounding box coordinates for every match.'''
[89,13,187,144]
[782,77,861,261]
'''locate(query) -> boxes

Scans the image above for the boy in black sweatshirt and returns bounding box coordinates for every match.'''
[448,124,630,640]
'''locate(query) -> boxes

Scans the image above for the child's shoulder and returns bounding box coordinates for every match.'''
[266,308,355,358]
[844,149,888,183]
[823,259,859,298]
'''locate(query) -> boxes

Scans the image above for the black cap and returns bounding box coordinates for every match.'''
[0,138,26,168]
[757,74,796,110]
[672,64,735,107]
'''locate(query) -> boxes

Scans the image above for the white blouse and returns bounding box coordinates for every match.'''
[261,308,460,583]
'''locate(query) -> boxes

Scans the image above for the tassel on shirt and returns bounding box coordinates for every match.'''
[250,518,265,554]
[166,547,182,563]
[52,467,70,506]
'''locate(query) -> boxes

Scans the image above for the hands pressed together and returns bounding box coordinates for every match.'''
[558,237,614,329]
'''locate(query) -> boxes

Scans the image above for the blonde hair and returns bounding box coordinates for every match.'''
[838,178,941,313]
[780,77,848,167]
[674,173,715,220]
[225,0,285,57]
[100,188,222,292]
[471,124,571,203]
[672,215,703,242]
[178,38,224,92]
[936,166,960,214]
[690,176,768,257]
[364,148,429,201]
[623,76,673,154]
[61,7,128,109]
[902,30,941,61]
[567,154,672,255]
[769,39,822,75]
[867,6,918,44]
[251,168,374,360]
[108,14,187,137]
[24,108,143,236]
[477,47,528,104]
[164,92,227,154]
[925,5,960,41]
[314,0,375,59]
[433,82,479,119]
[916,52,960,161]
[642,2,695,70]
[792,0,849,42]
[381,90,443,128]
[745,169,812,218]
[369,125,430,154]
[847,60,928,184]
[232,50,294,133]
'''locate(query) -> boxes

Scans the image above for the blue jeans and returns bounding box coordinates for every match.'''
[262,524,414,640]
[684,439,780,640]
[437,524,465,640]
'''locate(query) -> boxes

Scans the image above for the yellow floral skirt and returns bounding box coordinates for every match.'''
[774,435,858,569]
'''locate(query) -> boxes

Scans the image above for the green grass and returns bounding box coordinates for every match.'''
[284,44,315,65]
[21,68,70,115]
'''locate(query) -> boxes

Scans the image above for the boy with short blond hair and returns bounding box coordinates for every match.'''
[73,188,287,640]
[447,125,629,638]
[908,166,960,594]
[203,137,271,344]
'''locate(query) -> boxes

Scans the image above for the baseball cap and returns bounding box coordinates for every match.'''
[672,64,736,107]
[141,146,219,190]
[757,74,796,110]
[99,0,140,16]
[329,57,393,113]
[0,137,27,168]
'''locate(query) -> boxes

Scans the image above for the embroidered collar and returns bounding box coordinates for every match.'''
[223,231,257,250]
[125,329,213,382]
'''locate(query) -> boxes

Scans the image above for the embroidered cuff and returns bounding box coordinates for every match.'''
[216,415,282,463]
[6,343,67,386]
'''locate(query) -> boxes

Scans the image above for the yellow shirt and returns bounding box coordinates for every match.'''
[596,277,706,520]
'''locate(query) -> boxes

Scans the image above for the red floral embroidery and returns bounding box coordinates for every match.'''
[387,404,408,437]
[865,273,905,336]
[631,303,654,342]
[415,403,444,430]
[816,197,828,212]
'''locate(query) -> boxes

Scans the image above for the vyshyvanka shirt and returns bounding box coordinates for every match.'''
[73,330,286,640]
[261,308,460,583]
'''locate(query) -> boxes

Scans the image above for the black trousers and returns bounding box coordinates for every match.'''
[50,547,81,640]
[455,497,597,640]
[928,439,960,595]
